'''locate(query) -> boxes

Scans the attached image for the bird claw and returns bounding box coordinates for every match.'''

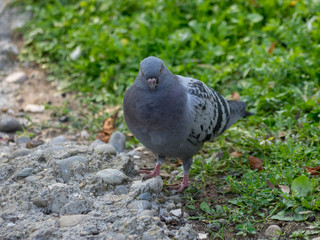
[169,183,189,193]
[138,169,159,182]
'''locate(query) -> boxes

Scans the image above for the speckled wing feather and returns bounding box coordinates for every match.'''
[177,76,231,145]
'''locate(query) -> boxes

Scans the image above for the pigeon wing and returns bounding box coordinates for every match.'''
[177,76,231,145]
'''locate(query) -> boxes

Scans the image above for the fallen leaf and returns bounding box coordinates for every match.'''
[96,116,116,142]
[248,156,264,170]
[230,151,243,158]
[278,184,290,194]
[267,179,274,189]
[268,41,277,54]
[231,91,240,101]
[305,166,320,175]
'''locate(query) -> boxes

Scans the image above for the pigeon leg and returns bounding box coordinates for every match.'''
[139,155,164,181]
[170,157,193,192]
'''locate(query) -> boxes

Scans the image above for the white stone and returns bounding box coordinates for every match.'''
[94,144,117,155]
[131,177,163,194]
[198,233,208,240]
[265,225,282,238]
[25,104,45,113]
[5,71,27,83]
[58,214,88,227]
[170,209,182,217]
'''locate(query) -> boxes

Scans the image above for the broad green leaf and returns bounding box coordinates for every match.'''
[291,175,312,198]
[200,201,211,214]
[246,13,263,23]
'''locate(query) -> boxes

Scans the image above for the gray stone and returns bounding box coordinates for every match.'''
[265,225,282,238]
[15,136,31,145]
[176,224,198,240]
[58,214,88,228]
[139,210,157,217]
[12,148,32,157]
[59,199,92,215]
[4,71,27,83]
[131,177,163,194]
[89,139,105,151]
[113,233,127,240]
[312,237,320,240]
[142,233,154,240]
[46,183,70,213]
[49,135,66,144]
[138,192,151,201]
[127,200,151,211]
[32,196,47,208]
[55,156,88,183]
[14,167,33,179]
[94,144,117,155]
[109,131,126,153]
[114,185,129,195]
[96,169,128,185]
[0,114,22,132]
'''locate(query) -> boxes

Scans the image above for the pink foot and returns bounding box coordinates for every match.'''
[170,174,189,192]
[139,163,161,181]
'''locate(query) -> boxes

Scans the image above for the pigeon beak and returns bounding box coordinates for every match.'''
[147,78,158,91]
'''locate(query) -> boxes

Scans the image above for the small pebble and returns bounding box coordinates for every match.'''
[0,114,22,132]
[138,192,152,201]
[32,197,47,208]
[265,225,282,238]
[4,71,27,83]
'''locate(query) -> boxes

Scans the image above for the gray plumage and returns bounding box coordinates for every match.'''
[123,56,253,192]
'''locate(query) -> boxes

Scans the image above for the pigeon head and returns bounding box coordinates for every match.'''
[138,56,169,91]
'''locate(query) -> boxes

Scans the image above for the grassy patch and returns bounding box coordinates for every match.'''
[14,0,320,237]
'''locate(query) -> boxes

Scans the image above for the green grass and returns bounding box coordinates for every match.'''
[14,0,320,238]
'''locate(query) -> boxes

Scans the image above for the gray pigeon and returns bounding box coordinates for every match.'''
[123,56,253,192]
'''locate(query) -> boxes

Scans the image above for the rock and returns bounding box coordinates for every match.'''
[198,233,208,240]
[80,130,89,139]
[58,214,88,227]
[113,233,127,240]
[15,136,31,145]
[139,210,157,217]
[170,209,182,217]
[176,224,197,240]
[127,200,152,211]
[25,104,45,113]
[59,199,92,215]
[142,233,154,240]
[96,169,129,185]
[312,237,320,240]
[114,185,129,195]
[12,148,32,157]
[55,156,88,183]
[49,135,66,144]
[138,192,152,201]
[0,114,22,132]
[94,144,117,155]
[70,46,81,60]
[13,167,33,179]
[89,139,105,150]
[265,225,282,238]
[32,196,47,208]
[109,131,126,153]
[131,177,163,194]
[4,71,27,83]
[59,115,68,122]
[46,183,71,213]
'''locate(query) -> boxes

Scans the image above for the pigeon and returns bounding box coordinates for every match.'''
[123,56,253,192]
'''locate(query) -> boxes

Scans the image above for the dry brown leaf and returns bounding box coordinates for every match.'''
[230,151,243,158]
[305,166,320,175]
[278,184,290,194]
[268,41,277,54]
[96,117,116,143]
[231,91,240,101]
[248,156,264,171]
[267,179,274,189]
